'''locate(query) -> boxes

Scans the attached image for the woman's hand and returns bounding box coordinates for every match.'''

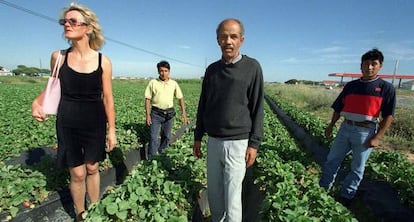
[31,101,47,122]
[106,129,117,152]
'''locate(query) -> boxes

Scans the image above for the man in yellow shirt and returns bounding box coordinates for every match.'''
[145,60,188,159]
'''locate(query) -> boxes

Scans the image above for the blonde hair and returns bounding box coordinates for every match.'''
[61,3,105,50]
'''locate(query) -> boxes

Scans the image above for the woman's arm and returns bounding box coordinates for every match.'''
[31,50,61,121]
[101,54,117,151]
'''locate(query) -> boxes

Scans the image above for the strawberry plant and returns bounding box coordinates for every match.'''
[2,77,412,220]
[0,162,49,217]
[0,79,202,219]
[85,160,190,221]
[366,151,414,207]
[267,95,336,147]
[255,104,357,221]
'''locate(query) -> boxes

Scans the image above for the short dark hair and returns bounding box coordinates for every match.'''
[361,48,384,64]
[157,60,170,70]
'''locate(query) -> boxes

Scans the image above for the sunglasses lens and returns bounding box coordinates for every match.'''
[58,19,65,25]
[58,18,86,26]
[68,18,77,25]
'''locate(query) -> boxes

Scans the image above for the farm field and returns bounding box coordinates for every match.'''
[0,77,413,221]
[265,83,414,161]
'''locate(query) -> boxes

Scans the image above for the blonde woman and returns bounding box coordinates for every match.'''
[31,3,116,220]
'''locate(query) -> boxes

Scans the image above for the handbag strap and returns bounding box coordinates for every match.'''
[51,50,63,78]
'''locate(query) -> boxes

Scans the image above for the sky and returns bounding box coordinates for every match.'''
[1,0,414,83]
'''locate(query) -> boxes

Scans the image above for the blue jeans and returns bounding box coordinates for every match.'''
[319,122,376,199]
[148,110,173,159]
[207,137,248,222]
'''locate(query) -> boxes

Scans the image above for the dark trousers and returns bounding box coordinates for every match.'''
[148,108,174,159]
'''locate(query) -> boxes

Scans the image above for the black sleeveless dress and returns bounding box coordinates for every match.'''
[56,48,107,169]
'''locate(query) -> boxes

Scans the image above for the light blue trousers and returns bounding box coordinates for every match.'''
[319,122,376,199]
[207,137,248,222]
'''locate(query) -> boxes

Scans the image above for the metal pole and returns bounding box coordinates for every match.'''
[392,59,399,86]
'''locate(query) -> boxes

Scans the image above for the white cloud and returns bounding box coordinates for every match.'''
[279,57,299,63]
[313,46,347,54]
[177,45,191,49]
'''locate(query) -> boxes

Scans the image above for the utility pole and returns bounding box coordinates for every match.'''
[392,59,399,86]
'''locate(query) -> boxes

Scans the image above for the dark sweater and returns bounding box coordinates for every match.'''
[194,55,264,149]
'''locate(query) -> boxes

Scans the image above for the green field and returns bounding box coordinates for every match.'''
[1,77,413,221]
[265,83,414,158]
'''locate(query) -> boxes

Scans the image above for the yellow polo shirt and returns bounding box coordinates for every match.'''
[144,78,183,110]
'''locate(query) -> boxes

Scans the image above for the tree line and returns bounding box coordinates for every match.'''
[11,65,50,76]
[285,79,322,85]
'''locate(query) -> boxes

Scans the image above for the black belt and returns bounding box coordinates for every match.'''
[152,106,174,114]
[345,119,374,128]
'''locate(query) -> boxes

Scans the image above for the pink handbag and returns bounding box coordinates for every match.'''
[42,51,63,115]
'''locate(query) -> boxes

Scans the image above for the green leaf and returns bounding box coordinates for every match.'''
[118,201,130,211]
[105,202,118,215]
[116,210,128,220]
[10,206,19,217]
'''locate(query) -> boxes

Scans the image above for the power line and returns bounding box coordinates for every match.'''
[0,0,56,23]
[0,0,202,68]
[104,37,201,67]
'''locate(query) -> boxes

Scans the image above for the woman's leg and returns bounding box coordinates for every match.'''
[69,164,87,215]
[86,162,100,203]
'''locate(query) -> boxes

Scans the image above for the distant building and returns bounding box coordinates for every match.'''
[0,67,13,76]
[401,80,414,91]
[328,72,414,88]
[322,80,340,87]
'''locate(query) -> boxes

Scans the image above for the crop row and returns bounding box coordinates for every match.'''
[0,79,390,220]
[255,104,356,221]
[83,102,358,221]
[0,80,200,161]
[84,131,204,221]
[0,80,201,218]
[267,94,414,208]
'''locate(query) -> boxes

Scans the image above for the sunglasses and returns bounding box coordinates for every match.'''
[58,18,88,26]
